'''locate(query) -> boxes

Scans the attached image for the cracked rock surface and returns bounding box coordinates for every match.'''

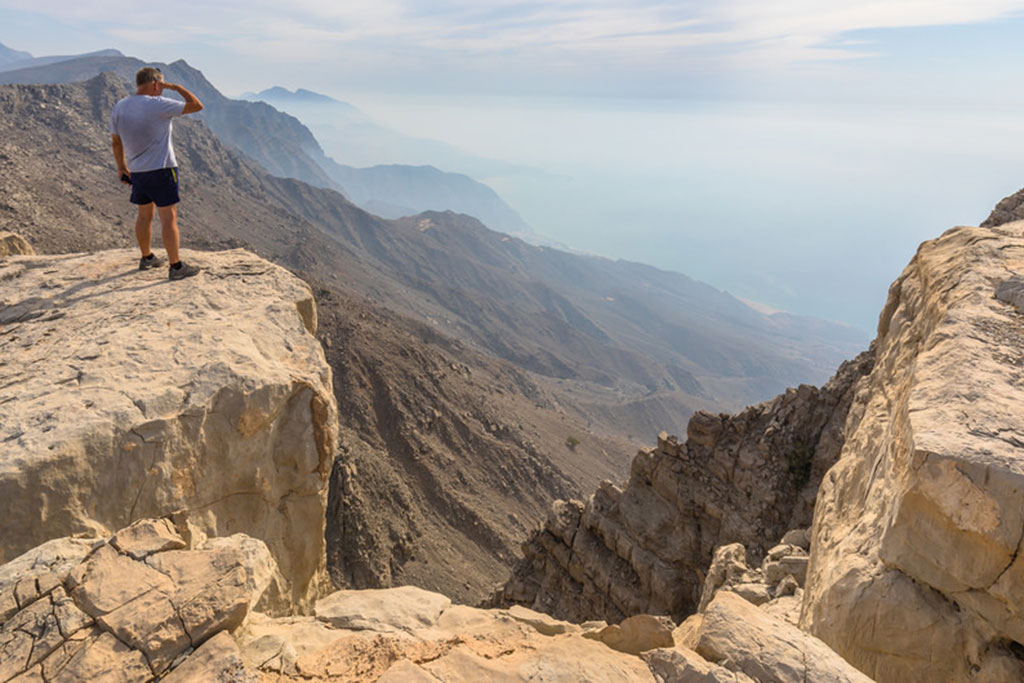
[0,516,270,681]
[0,245,337,613]
[803,221,1024,681]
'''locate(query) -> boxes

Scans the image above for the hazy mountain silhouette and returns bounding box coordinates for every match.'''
[245,86,536,179]
[0,41,31,66]
[0,45,123,72]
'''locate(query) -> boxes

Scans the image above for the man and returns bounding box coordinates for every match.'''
[110,67,203,279]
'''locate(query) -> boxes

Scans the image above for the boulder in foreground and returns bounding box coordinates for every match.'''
[803,221,1024,681]
[0,245,337,612]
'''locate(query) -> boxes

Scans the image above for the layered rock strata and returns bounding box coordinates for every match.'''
[496,349,873,622]
[0,245,337,612]
[802,221,1024,681]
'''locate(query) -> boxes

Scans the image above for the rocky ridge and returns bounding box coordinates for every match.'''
[495,348,873,623]
[982,187,1024,228]
[0,246,336,613]
[0,514,873,682]
[802,221,1024,681]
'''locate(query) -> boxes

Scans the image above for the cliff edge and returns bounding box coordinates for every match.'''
[0,244,337,613]
[802,220,1024,681]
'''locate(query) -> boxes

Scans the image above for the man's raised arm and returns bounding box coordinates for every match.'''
[161,82,203,114]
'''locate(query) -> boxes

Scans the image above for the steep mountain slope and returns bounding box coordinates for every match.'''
[318,159,530,232]
[246,86,536,231]
[244,86,529,178]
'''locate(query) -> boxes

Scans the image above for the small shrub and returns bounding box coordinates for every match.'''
[786,442,815,489]
[565,435,580,451]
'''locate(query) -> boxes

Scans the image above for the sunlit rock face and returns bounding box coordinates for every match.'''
[0,244,337,613]
[803,221,1024,682]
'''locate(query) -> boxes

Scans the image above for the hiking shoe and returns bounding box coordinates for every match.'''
[138,254,164,270]
[168,261,200,280]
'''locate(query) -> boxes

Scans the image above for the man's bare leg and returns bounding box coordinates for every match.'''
[135,203,155,257]
[157,203,180,264]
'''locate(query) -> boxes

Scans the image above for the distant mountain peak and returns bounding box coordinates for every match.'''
[0,41,33,66]
[250,86,342,105]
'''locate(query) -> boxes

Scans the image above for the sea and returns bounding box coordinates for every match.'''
[322,92,1024,333]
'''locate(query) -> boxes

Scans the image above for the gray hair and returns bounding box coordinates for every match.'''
[135,67,163,87]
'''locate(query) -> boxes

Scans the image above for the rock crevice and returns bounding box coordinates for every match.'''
[495,348,874,622]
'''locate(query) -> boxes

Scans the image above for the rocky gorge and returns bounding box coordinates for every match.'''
[2,207,1024,681]
[1,72,1024,682]
[495,216,1024,681]
[0,239,872,681]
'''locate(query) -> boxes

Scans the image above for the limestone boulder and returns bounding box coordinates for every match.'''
[803,222,1024,681]
[0,246,337,612]
[696,592,872,683]
[588,614,675,655]
[161,631,259,683]
[0,518,273,681]
[234,586,658,682]
[0,231,33,257]
[643,646,755,683]
[314,585,451,634]
[696,539,808,624]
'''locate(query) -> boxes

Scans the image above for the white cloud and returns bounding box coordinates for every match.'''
[4,0,1024,85]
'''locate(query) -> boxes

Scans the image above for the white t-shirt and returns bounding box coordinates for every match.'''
[109,95,185,173]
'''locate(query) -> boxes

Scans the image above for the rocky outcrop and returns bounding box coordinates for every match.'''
[0,516,271,681]
[802,221,1024,681]
[696,531,810,625]
[0,245,337,612]
[982,186,1024,227]
[0,232,33,257]
[237,588,657,681]
[495,349,873,622]
[2,517,877,682]
[667,591,873,683]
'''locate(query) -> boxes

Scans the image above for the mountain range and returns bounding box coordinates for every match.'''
[243,86,541,188]
[0,58,866,600]
[0,47,530,234]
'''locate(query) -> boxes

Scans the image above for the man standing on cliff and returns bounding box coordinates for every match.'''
[110,67,203,279]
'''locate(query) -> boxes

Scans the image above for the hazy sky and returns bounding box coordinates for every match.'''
[4,1,1024,101]
[2,2,1024,331]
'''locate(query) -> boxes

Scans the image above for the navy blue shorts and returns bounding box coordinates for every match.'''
[129,167,180,207]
